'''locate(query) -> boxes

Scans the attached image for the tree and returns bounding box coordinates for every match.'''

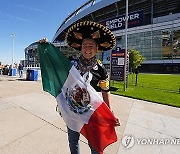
[129,49,144,86]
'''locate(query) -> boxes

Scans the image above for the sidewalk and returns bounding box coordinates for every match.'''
[0,75,179,154]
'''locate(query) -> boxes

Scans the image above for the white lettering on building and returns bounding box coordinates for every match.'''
[105,13,140,30]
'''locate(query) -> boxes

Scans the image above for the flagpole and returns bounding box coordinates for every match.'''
[11,33,15,68]
[124,0,128,91]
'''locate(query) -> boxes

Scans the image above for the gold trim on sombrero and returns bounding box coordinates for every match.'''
[77,23,80,27]
[73,32,83,39]
[71,42,81,48]
[65,21,117,51]
[91,30,100,39]
[107,31,111,34]
[99,24,103,28]
[100,42,111,48]
[66,40,70,44]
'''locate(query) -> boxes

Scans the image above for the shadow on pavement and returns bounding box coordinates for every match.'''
[109,87,119,91]
[16,78,30,81]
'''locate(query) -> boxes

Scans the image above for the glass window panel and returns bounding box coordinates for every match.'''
[172,27,180,59]
[136,40,144,48]
[128,34,135,39]
[162,29,173,59]
[152,30,161,36]
[128,40,136,46]
[136,32,144,38]
[152,50,161,59]
[152,37,162,47]
[151,56,160,60]
[142,48,151,53]
[144,31,152,39]
[152,47,161,52]
[144,39,151,47]
[128,46,137,50]
[142,53,151,60]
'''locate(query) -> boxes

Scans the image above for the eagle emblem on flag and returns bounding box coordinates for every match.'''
[65,83,91,114]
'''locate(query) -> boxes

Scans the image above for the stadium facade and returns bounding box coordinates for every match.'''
[26,0,180,73]
[24,42,77,67]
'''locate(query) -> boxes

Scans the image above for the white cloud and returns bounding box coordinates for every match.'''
[6,14,32,23]
[14,4,46,14]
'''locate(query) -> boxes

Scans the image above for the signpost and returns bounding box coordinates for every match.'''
[110,47,126,81]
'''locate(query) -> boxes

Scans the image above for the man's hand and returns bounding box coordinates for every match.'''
[39,38,48,43]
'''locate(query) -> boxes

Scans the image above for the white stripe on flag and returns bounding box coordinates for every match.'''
[56,66,104,132]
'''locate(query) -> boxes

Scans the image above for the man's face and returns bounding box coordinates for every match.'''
[81,39,98,59]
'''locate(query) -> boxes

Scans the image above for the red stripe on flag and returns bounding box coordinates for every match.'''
[80,102,118,153]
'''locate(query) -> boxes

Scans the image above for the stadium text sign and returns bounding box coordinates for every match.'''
[100,10,144,31]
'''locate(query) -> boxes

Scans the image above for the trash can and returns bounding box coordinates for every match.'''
[27,69,38,81]
[11,68,16,76]
[9,68,16,76]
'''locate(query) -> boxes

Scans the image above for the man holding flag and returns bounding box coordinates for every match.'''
[38,21,120,154]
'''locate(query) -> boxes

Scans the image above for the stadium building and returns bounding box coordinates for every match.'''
[26,0,180,73]
[24,41,77,67]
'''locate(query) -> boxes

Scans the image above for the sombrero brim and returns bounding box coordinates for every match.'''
[65,21,116,51]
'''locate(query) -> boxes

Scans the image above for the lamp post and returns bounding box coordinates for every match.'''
[11,33,15,67]
[124,0,128,91]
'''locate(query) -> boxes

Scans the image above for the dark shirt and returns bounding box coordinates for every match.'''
[71,59,109,92]
[18,64,23,70]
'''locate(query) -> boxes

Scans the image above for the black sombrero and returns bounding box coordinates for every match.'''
[65,21,116,51]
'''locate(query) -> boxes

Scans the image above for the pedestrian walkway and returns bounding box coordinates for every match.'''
[0,75,179,154]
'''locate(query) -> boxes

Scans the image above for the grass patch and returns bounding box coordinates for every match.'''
[110,73,180,107]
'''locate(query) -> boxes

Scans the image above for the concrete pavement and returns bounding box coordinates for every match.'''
[0,75,179,154]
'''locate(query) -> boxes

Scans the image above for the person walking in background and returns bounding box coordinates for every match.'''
[0,65,2,75]
[18,63,23,78]
[3,65,9,75]
[9,64,12,76]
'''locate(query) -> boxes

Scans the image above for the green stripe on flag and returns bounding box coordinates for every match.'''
[38,42,72,97]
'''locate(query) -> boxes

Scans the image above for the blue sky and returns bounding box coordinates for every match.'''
[0,0,88,64]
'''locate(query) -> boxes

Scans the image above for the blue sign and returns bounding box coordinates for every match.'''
[100,10,144,31]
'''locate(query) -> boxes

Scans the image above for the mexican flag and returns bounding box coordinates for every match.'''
[38,42,117,153]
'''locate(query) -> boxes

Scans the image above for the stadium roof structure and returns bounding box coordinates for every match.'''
[52,0,180,42]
